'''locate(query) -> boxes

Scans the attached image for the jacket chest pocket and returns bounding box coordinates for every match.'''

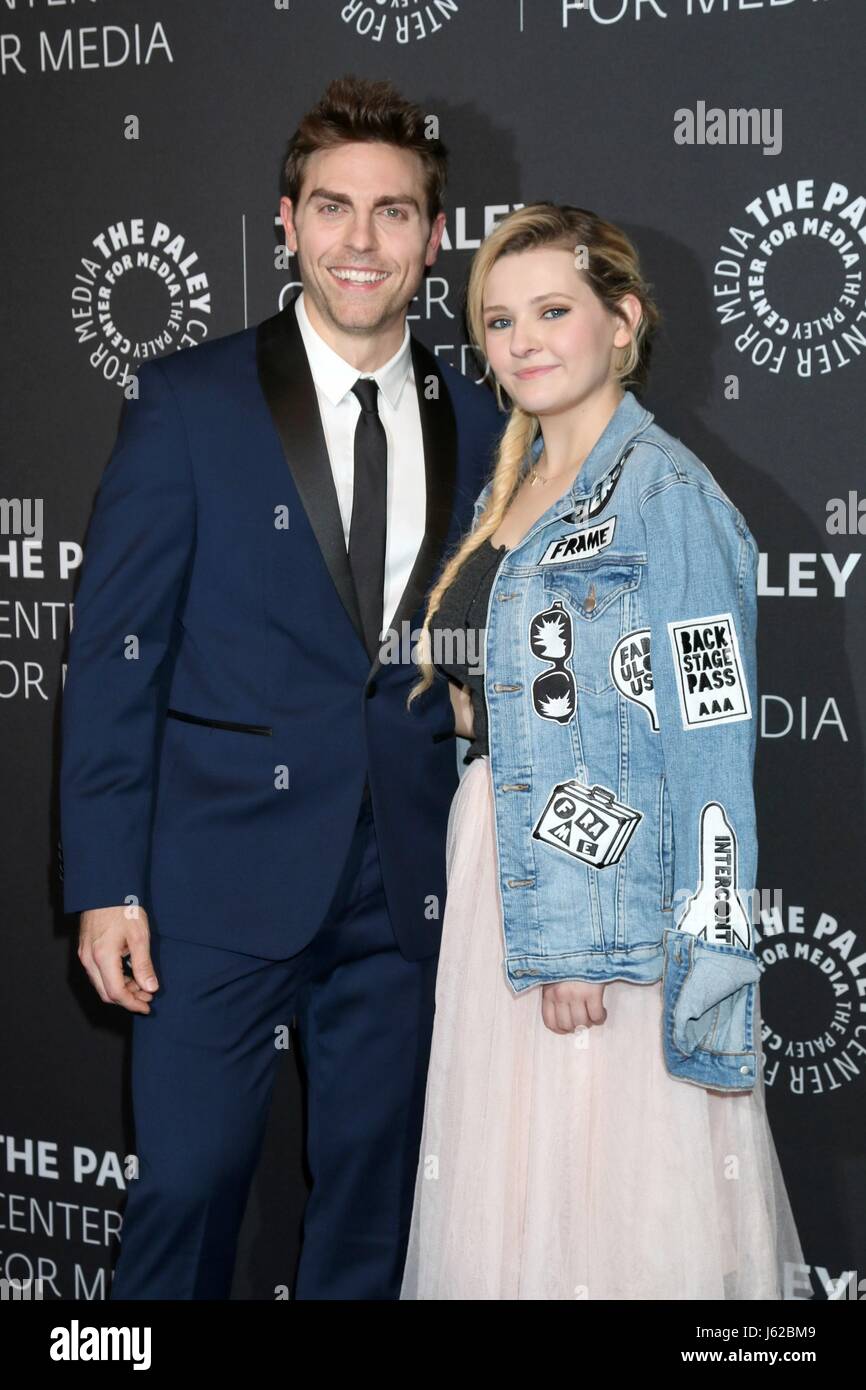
[541,560,642,694]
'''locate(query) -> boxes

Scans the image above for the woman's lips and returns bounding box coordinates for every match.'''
[514,365,559,379]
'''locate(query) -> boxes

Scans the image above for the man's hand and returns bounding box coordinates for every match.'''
[78,906,159,1014]
[541,980,607,1034]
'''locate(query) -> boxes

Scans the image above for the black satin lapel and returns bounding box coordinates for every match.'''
[369,334,458,678]
[256,293,366,652]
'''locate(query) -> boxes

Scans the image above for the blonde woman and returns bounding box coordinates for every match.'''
[399,204,804,1299]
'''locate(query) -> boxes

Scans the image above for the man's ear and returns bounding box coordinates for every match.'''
[280,196,298,252]
[425,209,447,266]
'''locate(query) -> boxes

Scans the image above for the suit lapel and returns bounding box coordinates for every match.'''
[256,292,366,652]
[256,291,458,678]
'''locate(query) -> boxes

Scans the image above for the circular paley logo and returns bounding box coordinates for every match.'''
[70,217,211,386]
[336,0,464,44]
[713,178,865,380]
[757,915,866,1096]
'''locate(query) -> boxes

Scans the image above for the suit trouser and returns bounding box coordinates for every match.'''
[108,788,439,1300]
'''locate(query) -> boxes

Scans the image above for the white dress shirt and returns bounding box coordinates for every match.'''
[294,290,427,640]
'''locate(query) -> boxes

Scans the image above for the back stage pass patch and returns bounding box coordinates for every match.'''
[667,611,752,729]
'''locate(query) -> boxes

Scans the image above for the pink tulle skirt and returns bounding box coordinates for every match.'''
[400,755,805,1300]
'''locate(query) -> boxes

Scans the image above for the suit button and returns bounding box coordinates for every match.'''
[365,680,377,698]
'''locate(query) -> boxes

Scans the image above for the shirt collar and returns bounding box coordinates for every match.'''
[523,389,654,505]
[294,289,412,410]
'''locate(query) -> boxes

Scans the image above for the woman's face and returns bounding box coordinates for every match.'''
[481,246,638,415]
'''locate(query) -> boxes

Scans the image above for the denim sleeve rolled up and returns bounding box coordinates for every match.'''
[468,389,764,1093]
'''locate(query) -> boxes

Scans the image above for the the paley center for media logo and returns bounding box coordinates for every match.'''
[713,178,865,380]
[71,216,211,387]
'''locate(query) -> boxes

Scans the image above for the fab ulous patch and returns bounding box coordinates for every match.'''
[610,628,659,730]
[667,611,752,729]
[539,515,616,565]
[676,801,752,950]
[528,601,576,724]
[532,777,642,867]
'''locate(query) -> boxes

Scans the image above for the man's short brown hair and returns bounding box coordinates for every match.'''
[280,74,448,225]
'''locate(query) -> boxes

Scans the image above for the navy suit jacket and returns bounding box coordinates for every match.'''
[60,291,503,958]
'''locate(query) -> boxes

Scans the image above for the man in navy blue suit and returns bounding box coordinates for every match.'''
[60,75,502,1299]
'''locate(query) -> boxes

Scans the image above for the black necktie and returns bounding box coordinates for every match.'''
[349,377,388,663]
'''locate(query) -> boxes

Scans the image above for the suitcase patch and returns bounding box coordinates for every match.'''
[532,778,642,867]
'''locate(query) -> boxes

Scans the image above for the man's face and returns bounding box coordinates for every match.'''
[281,141,445,337]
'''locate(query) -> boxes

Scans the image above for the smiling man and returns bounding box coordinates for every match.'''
[60,75,503,1300]
[284,139,435,351]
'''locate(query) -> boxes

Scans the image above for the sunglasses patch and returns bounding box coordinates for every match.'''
[528,601,576,725]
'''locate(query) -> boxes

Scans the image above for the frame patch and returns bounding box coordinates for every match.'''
[667,611,752,729]
[539,515,616,565]
[532,777,642,867]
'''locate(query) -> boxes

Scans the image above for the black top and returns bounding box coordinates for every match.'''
[430,538,507,764]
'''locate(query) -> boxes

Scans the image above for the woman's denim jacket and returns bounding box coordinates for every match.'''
[468,389,763,1093]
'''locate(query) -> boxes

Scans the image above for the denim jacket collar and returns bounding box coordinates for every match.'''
[475,389,655,527]
[528,388,654,503]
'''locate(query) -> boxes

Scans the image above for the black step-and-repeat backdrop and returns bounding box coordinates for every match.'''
[2,0,864,1301]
